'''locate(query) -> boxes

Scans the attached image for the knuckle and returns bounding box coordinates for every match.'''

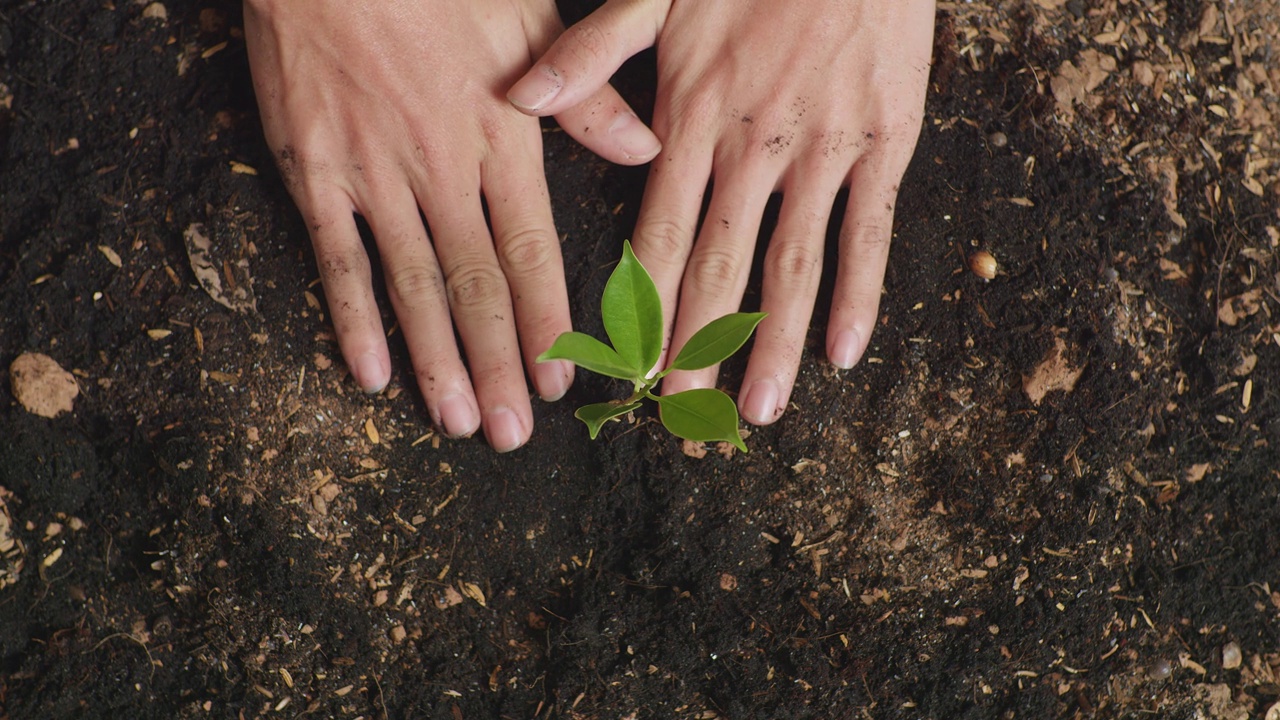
[668,90,721,138]
[636,217,692,267]
[497,227,558,277]
[412,350,458,395]
[313,243,366,281]
[410,135,457,181]
[445,261,509,310]
[849,219,893,249]
[563,19,611,68]
[385,262,442,308]
[765,240,821,286]
[476,111,513,148]
[685,247,742,296]
[741,108,788,149]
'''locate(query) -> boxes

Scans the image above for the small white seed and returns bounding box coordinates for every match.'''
[1148,657,1173,680]
[969,250,998,280]
[988,131,1008,148]
[1222,641,1242,669]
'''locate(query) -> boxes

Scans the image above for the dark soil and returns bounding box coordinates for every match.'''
[2,1,1278,719]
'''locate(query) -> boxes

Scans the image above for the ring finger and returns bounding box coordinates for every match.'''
[420,182,533,453]
[364,185,480,440]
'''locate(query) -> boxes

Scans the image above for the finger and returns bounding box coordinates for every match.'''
[363,187,481,440]
[826,155,906,369]
[422,186,534,453]
[629,139,715,371]
[660,157,779,396]
[508,0,664,117]
[481,125,575,403]
[303,188,390,394]
[738,169,842,426]
[554,86,661,165]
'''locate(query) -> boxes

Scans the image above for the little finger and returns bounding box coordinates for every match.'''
[364,188,480,439]
[305,189,390,394]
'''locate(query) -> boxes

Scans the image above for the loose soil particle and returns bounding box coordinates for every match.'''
[1,1,1278,719]
[9,352,79,418]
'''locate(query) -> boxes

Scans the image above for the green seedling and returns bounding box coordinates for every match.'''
[537,241,765,452]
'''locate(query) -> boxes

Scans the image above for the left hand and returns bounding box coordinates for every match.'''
[244,0,661,451]
[508,0,935,426]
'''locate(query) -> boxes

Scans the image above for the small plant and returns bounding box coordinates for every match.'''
[537,241,765,452]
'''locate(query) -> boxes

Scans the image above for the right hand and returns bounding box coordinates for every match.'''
[244,0,661,451]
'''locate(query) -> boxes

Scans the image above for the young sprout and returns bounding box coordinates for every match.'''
[537,241,765,452]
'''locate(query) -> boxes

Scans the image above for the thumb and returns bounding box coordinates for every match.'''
[509,0,665,117]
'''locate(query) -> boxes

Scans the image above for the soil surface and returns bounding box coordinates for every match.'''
[2,1,1279,718]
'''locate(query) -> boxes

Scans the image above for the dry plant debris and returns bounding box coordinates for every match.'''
[0,487,23,589]
[948,0,1280,231]
[184,222,257,313]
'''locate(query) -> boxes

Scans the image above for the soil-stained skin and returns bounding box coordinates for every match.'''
[1,1,1278,719]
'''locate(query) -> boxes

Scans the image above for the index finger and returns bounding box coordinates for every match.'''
[629,141,715,369]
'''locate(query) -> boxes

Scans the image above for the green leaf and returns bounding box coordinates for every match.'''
[670,312,767,371]
[537,332,638,381]
[657,388,748,452]
[575,401,643,439]
[601,240,663,376]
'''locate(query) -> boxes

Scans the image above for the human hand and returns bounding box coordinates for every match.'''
[244,0,661,450]
[508,0,935,426]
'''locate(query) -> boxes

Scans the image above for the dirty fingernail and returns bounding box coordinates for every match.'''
[608,111,661,161]
[508,65,563,112]
[742,379,779,426]
[354,352,388,393]
[439,394,479,438]
[534,360,573,402]
[829,329,864,370]
[484,407,527,453]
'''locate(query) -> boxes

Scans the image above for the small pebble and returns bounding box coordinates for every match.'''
[1148,657,1173,680]
[988,131,1008,148]
[1222,641,1242,669]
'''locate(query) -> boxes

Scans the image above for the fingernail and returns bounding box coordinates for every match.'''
[508,64,563,112]
[830,329,864,370]
[534,360,572,402]
[742,379,780,426]
[439,394,479,438]
[354,352,388,393]
[484,407,527,453]
[608,111,661,160]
